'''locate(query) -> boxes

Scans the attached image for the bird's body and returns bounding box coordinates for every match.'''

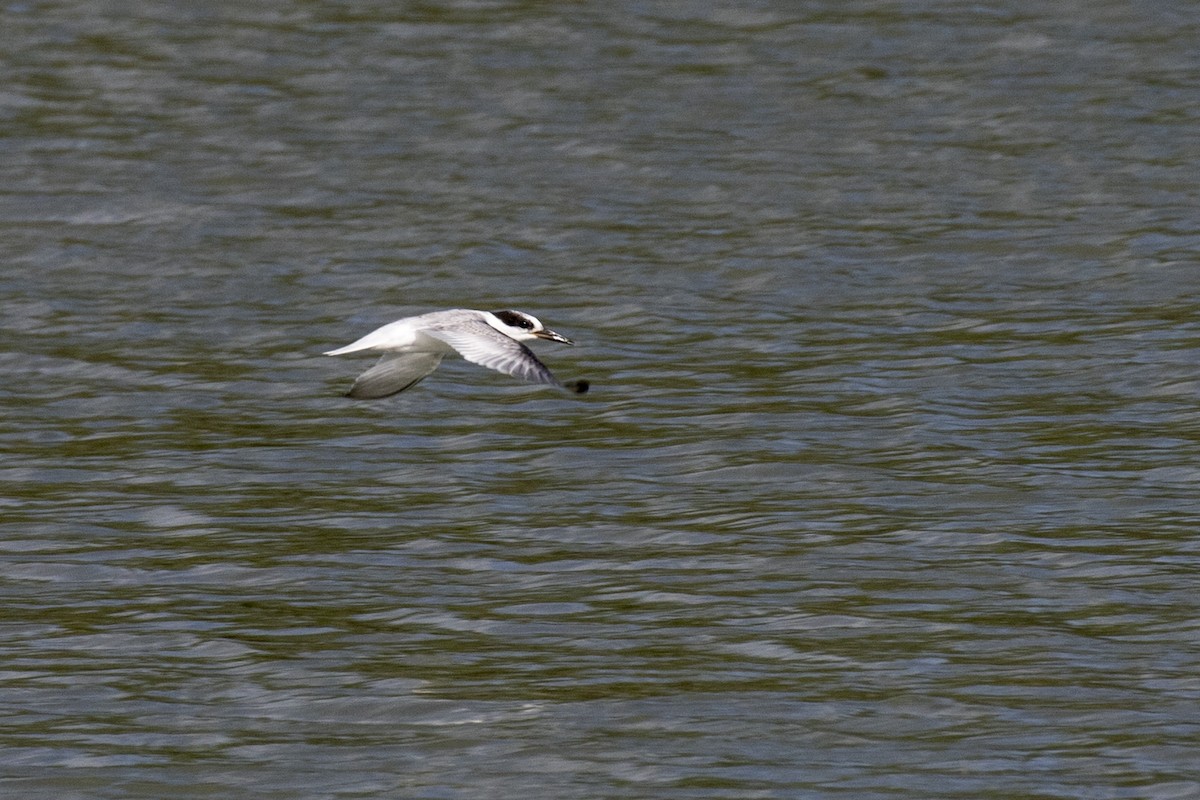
[326,309,586,398]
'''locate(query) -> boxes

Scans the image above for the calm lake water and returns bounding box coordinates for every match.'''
[3,2,1198,798]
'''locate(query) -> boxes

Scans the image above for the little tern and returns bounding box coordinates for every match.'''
[326,308,588,398]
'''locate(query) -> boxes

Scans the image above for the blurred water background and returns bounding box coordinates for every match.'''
[2,1,1198,798]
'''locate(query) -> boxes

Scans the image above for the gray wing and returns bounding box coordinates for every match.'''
[346,353,444,399]
[424,319,563,388]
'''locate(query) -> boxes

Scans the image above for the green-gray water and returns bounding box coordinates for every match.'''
[3,2,1198,798]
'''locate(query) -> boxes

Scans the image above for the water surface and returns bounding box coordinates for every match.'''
[2,2,1198,798]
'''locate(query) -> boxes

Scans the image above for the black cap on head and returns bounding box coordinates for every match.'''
[491,310,534,330]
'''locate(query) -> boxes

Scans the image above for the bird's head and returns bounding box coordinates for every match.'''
[486,310,574,345]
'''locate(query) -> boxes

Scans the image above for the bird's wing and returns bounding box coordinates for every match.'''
[345,352,444,399]
[424,319,562,388]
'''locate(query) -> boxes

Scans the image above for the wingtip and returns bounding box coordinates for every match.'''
[564,379,589,394]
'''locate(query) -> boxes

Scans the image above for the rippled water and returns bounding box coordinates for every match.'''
[3,2,1198,798]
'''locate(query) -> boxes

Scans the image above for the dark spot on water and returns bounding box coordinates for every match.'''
[566,380,589,394]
